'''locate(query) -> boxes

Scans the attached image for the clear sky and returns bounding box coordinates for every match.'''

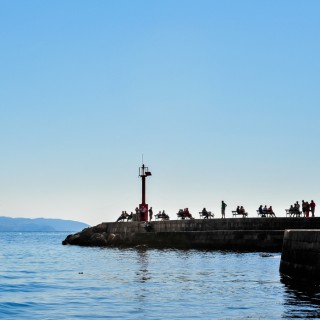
[1,0,319,226]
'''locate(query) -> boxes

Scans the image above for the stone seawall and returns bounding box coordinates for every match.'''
[104,217,320,233]
[132,230,284,250]
[280,229,320,282]
[63,217,320,251]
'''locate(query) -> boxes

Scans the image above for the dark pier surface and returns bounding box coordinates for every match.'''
[62,217,320,251]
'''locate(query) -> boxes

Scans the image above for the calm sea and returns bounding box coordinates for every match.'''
[0,232,319,319]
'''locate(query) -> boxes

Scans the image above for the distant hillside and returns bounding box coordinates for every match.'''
[0,217,90,232]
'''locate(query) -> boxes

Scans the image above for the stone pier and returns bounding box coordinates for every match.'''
[280,229,320,282]
[63,217,320,251]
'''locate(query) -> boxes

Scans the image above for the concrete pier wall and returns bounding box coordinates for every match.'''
[63,218,320,251]
[105,217,320,234]
[280,229,320,282]
[131,230,284,250]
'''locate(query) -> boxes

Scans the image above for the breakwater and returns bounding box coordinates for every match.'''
[280,229,320,282]
[63,217,320,251]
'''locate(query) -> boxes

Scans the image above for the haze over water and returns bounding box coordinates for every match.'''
[0,232,319,319]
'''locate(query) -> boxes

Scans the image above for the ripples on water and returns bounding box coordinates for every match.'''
[0,232,320,319]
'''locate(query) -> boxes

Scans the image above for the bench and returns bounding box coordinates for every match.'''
[116,213,132,222]
[232,210,248,218]
[177,210,194,219]
[256,210,276,218]
[155,213,170,220]
[285,209,302,218]
[199,211,214,219]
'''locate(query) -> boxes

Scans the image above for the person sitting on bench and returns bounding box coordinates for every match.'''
[268,206,276,217]
[258,205,265,217]
[184,208,193,218]
[202,208,208,218]
[288,205,294,215]
[116,211,128,222]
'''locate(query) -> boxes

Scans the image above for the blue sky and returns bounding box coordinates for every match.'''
[0,0,319,225]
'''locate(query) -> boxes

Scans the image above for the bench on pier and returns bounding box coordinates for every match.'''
[232,210,248,218]
[285,209,302,218]
[155,213,170,221]
[177,209,194,220]
[116,213,133,222]
[256,210,276,218]
[199,211,214,219]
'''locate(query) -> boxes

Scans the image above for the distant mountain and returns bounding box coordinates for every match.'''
[0,217,90,232]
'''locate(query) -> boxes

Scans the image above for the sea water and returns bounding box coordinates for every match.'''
[0,232,319,319]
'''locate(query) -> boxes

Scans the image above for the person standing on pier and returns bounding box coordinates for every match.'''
[304,201,310,218]
[149,207,153,221]
[310,200,316,217]
[221,201,227,219]
[302,200,306,217]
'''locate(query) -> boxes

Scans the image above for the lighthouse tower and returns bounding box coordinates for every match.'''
[138,163,152,221]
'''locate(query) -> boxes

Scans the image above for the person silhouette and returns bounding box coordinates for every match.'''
[148,207,153,221]
[221,201,227,219]
[310,200,316,217]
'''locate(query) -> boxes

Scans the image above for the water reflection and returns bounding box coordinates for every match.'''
[135,246,151,283]
[281,276,320,318]
[133,246,151,313]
